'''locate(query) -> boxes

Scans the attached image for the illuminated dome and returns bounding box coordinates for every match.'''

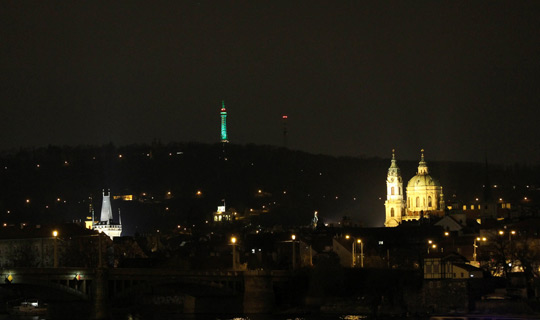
[407,173,441,188]
[384,149,446,227]
[407,149,440,188]
[404,149,445,217]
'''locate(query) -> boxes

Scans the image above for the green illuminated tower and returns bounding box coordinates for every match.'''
[220,101,229,143]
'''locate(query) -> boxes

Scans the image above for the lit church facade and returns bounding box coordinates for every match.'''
[385,150,445,227]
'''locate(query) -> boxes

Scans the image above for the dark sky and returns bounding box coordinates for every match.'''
[1,1,539,164]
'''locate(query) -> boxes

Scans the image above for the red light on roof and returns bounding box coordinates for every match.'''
[282,115,288,119]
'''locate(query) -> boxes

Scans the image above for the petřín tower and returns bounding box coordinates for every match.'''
[220,100,229,143]
[384,149,406,227]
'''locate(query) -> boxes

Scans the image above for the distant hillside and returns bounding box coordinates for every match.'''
[1,143,539,234]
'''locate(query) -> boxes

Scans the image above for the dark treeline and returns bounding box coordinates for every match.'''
[1,143,539,235]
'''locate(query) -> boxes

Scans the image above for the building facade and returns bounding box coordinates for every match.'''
[385,149,445,227]
[384,150,406,227]
[93,190,122,239]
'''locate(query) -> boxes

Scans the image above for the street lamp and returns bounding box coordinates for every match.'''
[473,236,487,263]
[231,236,237,271]
[358,239,364,268]
[52,230,58,268]
[444,231,455,251]
[345,235,363,268]
[427,240,437,254]
[427,240,435,254]
[291,234,296,270]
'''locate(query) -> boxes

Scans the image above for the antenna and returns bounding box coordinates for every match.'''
[282,115,288,148]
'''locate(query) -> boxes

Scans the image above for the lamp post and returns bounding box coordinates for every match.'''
[291,234,296,270]
[52,230,58,268]
[345,235,355,267]
[444,231,455,251]
[473,236,487,263]
[345,235,354,267]
[427,240,434,254]
[509,230,516,242]
[359,239,364,268]
[231,236,237,271]
[346,235,363,267]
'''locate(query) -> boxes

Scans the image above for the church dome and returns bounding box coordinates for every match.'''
[406,149,441,188]
[407,174,441,188]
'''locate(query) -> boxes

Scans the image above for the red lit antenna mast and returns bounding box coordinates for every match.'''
[282,115,288,148]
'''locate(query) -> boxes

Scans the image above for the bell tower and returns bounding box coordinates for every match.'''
[385,149,405,227]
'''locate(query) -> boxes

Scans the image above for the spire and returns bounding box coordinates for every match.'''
[418,148,429,175]
[387,149,401,176]
[100,189,113,222]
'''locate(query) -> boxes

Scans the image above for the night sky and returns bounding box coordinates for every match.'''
[1,1,539,164]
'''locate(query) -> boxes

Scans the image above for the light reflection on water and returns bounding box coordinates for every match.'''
[340,316,368,320]
[0,316,45,320]
[115,315,372,320]
[0,313,373,320]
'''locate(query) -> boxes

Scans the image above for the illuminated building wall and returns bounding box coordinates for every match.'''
[404,150,445,220]
[384,149,406,227]
[384,149,445,227]
[94,190,122,239]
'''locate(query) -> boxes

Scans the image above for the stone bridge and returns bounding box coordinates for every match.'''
[0,267,290,315]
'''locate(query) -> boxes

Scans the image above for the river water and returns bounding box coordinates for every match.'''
[0,314,375,320]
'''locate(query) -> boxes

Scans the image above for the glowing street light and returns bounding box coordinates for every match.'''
[358,239,364,268]
[473,237,487,263]
[427,239,437,254]
[444,231,455,250]
[53,230,59,268]
[345,235,363,267]
[231,236,237,271]
[291,234,297,270]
